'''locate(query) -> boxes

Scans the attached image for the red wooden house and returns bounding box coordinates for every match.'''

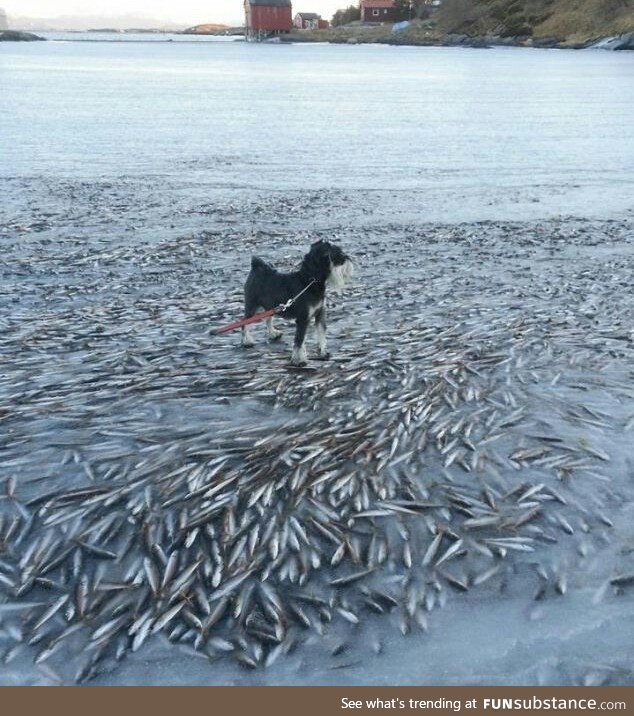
[360,0,397,23]
[245,0,293,39]
[293,12,325,30]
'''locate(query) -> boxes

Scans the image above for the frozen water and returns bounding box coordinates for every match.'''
[0,38,633,686]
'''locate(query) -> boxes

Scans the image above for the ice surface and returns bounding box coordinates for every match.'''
[0,39,633,686]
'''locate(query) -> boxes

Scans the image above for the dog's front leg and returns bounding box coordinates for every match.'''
[314,305,330,360]
[291,313,309,366]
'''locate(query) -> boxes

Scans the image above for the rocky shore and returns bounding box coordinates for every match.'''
[283,26,634,51]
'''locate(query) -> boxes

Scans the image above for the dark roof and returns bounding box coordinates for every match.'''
[297,12,320,19]
[247,0,292,6]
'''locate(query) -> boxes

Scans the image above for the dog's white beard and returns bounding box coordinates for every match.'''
[326,259,354,293]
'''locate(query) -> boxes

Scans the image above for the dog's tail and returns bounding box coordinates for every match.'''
[250,256,267,271]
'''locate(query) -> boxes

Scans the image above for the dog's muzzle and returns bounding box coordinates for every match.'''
[327,259,354,292]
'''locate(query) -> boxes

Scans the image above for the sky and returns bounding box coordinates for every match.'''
[2,0,348,26]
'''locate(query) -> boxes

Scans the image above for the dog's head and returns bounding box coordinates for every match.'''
[304,240,353,293]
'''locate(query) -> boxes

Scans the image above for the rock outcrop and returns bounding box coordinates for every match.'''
[590,32,634,50]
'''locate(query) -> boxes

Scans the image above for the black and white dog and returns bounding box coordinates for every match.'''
[242,240,353,365]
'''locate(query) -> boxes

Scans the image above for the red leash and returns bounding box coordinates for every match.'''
[213,308,277,335]
[213,279,316,336]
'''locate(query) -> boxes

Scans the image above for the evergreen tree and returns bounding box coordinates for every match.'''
[394,0,413,21]
[332,4,361,26]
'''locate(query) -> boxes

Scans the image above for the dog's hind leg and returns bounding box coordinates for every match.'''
[291,314,309,366]
[242,323,255,348]
[314,305,330,360]
[266,315,282,341]
[242,298,258,348]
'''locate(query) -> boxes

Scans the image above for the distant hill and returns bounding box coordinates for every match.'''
[6,13,188,32]
[436,0,634,41]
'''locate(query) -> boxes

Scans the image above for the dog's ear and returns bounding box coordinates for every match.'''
[309,240,330,260]
[305,240,332,277]
[311,239,332,256]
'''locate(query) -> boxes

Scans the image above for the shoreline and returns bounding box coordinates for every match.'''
[2,27,633,51]
[281,27,634,51]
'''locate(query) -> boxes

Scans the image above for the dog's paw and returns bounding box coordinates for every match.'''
[314,352,331,361]
[242,340,255,349]
[291,348,308,366]
[268,331,283,342]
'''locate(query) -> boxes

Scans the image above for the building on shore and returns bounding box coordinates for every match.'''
[293,12,328,30]
[360,0,397,24]
[244,0,292,40]
[0,7,9,31]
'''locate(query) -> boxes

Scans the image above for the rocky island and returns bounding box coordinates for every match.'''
[181,23,244,36]
[0,30,46,41]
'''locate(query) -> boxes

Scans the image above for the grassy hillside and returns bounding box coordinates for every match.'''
[537,0,634,38]
[286,0,634,46]
[436,0,634,41]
